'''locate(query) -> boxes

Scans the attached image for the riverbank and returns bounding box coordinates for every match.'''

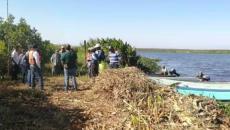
[137,48,230,54]
[0,67,230,129]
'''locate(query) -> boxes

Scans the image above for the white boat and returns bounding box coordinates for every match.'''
[150,77,230,100]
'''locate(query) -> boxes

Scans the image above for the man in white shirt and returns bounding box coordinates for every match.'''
[11,47,20,80]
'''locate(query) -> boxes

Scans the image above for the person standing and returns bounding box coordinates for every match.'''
[50,50,61,76]
[61,44,77,91]
[108,47,120,69]
[18,49,28,83]
[90,47,99,77]
[11,47,20,80]
[95,44,105,73]
[25,48,31,87]
[86,47,93,77]
[29,45,44,90]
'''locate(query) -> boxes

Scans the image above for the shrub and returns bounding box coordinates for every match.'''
[0,41,8,78]
[137,56,160,74]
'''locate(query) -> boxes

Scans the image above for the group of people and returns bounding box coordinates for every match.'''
[86,44,121,77]
[10,44,79,91]
[11,45,43,90]
[49,44,78,91]
[160,66,210,81]
[10,43,122,91]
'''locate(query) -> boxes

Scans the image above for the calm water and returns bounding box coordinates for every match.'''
[138,51,230,82]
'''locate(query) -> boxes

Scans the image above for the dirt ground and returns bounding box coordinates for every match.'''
[0,76,128,130]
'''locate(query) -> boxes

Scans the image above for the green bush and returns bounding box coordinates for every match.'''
[78,38,160,74]
[218,102,230,117]
[137,57,160,74]
[80,38,137,67]
[0,41,8,78]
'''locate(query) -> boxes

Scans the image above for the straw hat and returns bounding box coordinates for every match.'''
[94,43,101,48]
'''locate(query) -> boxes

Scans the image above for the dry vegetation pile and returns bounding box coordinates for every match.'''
[83,67,230,130]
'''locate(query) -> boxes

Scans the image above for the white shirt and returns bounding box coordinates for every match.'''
[33,50,41,68]
[11,49,19,65]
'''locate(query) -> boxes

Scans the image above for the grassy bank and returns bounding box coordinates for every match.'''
[137,48,230,54]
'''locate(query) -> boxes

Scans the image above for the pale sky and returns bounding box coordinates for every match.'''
[1,0,230,49]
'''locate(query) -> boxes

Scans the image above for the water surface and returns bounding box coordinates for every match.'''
[138,51,230,82]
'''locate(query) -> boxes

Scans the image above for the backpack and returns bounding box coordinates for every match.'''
[97,50,105,62]
[21,54,29,68]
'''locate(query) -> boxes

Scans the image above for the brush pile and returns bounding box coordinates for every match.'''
[83,67,230,129]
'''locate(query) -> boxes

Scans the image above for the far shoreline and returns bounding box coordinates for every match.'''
[137,48,230,54]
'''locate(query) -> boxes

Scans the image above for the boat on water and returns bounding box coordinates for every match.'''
[150,77,230,100]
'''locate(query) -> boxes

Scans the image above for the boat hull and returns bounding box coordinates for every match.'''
[150,77,230,100]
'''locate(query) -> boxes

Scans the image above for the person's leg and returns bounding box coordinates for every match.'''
[51,65,54,76]
[95,62,99,76]
[64,68,69,91]
[27,68,31,87]
[15,65,19,80]
[11,64,17,80]
[91,63,95,77]
[30,65,35,88]
[70,68,77,90]
[22,66,26,83]
[37,67,44,90]
[87,62,91,77]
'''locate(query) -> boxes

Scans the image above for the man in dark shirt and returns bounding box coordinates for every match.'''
[61,44,77,91]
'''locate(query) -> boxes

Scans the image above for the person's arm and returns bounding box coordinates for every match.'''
[91,53,97,61]
[50,54,54,63]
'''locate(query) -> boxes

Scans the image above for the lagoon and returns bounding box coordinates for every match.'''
[138,51,230,82]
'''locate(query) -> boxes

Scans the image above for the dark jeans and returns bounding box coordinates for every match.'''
[109,63,119,69]
[30,65,44,90]
[52,64,62,76]
[64,67,77,91]
[20,65,27,83]
[27,69,31,86]
[87,62,92,77]
[91,61,98,77]
[11,64,19,80]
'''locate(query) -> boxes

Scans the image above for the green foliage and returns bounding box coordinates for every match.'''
[218,102,230,117]
[76,47,88,76]
[137,57,160,73]
[81,38,137,66]
[0,15,57,76]
[0,40,8,77]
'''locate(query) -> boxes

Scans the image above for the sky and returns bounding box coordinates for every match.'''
[0,0,230,49]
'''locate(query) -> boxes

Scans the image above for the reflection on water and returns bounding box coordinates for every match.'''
[138,51,230,82]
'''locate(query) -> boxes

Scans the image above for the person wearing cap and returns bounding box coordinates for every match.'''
[94,43,105,73]
[90,47,99,77]
[61,44,77,91]
[29,45,44,90]
[50,50,62,76]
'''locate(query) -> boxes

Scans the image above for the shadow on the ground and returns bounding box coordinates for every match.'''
[0,82,89,130]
